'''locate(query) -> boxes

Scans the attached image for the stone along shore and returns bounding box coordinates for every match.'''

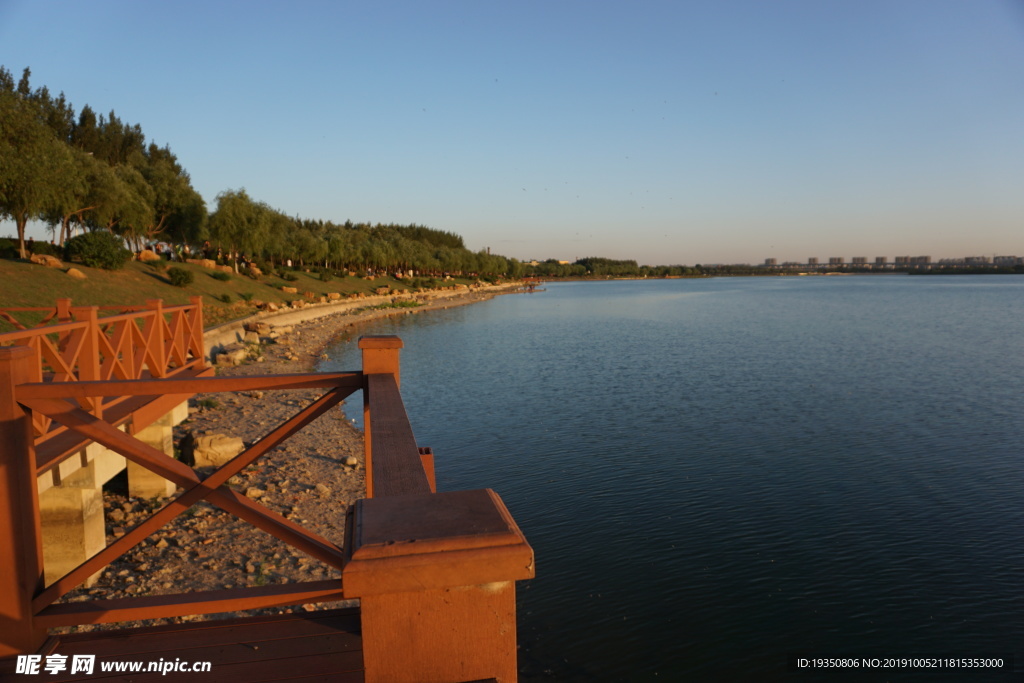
[54,282,524,632]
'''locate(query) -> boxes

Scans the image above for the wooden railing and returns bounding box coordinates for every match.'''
[0,335,534,682]
[0,297,206,452]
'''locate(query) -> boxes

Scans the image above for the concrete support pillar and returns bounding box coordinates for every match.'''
[128,421,177,498]
[39,462,104,587]
[127,400,188,499]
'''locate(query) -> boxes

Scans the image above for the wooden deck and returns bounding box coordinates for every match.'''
[0,608,364,682]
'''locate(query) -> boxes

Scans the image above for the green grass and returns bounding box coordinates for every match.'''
[0,258,479,332]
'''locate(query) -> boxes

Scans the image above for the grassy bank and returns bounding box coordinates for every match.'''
[0,258,481,332]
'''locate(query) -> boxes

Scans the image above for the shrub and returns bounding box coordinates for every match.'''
[239,292,254,302]
[280,272,298,282]
[0,238,17,259]
[64,232,132,270]
[30,241,61,257]
[167,267,193,287]
[217,293,232,304]
[319,268,333,282]
[210,271,231,281]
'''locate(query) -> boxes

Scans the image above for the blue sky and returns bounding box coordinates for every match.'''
[2,0,1022,265]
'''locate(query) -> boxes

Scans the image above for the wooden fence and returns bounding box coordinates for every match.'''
[0,333,534,682]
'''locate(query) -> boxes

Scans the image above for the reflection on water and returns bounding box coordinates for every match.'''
[322,276,1024,681]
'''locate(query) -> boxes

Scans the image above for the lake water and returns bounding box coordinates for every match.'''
[321,276,1024,681]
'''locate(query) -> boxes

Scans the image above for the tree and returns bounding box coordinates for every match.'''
[208,189,268,271]
[0,67,77,258]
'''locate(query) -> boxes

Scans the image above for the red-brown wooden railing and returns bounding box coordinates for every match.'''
[0,298,206,451]
[0,335,534,682]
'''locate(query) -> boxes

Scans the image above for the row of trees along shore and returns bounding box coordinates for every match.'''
[0,66,523,278]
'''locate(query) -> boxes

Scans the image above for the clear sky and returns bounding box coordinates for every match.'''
[2,0,1022,265]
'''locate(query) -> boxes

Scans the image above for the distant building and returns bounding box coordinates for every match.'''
[764,258,777,266]
[829,257,844,265]
[994,255,1021,266]
[875,257,887,265]
[895,256,910,265]
[852,257,867,265]
[910,256,931,265]
[807,257,819,266]
[964,256,990,265]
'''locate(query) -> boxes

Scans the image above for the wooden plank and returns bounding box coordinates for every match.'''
[364,374,430,497]
[17,372,363,399]
[0,609,364,683]
[35,580,347,627]
[54,608,360,653]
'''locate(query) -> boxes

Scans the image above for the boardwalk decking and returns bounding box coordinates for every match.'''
[0,608,363,682]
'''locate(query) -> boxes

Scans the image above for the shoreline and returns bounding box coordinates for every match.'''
[55,282,524,632]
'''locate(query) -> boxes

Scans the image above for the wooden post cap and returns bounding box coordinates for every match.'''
[358,336,404,350]
[343,489,534,596]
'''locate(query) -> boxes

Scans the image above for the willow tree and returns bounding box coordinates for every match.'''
[208,189,268,272]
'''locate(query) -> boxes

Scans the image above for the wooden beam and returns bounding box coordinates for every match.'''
[0,347,47,657]
[16,373,363,399]
[35,580,346,627]
[364,374,431,497]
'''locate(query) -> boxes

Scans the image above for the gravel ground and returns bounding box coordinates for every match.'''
[53,286,518,633]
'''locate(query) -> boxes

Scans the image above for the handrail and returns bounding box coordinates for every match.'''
[0,334,534,682]
[0,298,205,449]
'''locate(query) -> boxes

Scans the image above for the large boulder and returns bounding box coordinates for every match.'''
[138,249,161,262]
[65,267,87,280]
[30,253,63,268]
[214,343,248,366]
[180,432,245,468]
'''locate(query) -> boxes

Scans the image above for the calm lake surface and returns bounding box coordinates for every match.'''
[322,276,1024,681]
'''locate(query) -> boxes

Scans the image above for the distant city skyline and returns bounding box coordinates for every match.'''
[2,1,1023,265]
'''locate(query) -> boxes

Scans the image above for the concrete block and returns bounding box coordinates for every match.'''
[39,462,104,587]
[128,423,177,498]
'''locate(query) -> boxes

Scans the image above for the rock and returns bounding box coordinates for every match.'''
[138,249,161,262]
[245,487,265,499]
[109,509,125,522]
[65,267,87,279]
[327,292,341,300]
[281,286,298,294]
[343,456,358,467]
[244,322,270,334]
[273,325,294,335]
[214,343,248,366]
[155,538,169,549]
[249,266,262,276]
[243,331,260,344]
[188,434,245,467]
[30,253,63,268]
[217,264,234,273]
[315,483,331,496]
[291,300,305,309]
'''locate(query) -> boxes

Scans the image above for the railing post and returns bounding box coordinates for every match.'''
[145,299,167,377]
[189,296,206,369]
[72,306,101,419]
[0,346,47,657]
[55,298,73,353]
[359,336,404,499]
[344,489,534,683]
